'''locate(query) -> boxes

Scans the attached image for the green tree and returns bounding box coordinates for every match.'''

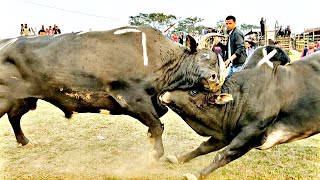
[129,13,177,31]
[175,16,204,34]
[215,19,225,33]
[239,23,259,31]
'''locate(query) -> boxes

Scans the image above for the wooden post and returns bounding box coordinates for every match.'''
[264,19,267,46]
[163,23,175,33]
[274,22,277,42]
[313,30,315,42]
[303,28,306,47]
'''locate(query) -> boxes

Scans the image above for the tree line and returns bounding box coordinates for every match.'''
[129,13,259,34]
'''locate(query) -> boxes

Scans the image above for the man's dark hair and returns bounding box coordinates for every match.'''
[226,15,236,22]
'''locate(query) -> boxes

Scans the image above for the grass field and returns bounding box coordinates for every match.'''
[0,52,319,179]
[0,100,319,180]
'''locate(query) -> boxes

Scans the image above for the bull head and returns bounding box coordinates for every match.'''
[207,54,226,92]
[198,34,226,93]
[183,35,226,93]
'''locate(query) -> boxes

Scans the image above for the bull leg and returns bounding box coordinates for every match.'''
[186,126,264,180]
[7,99,36,147]
[108,89,165,160]
[167,137,227,164]
[0,99,11,118]
[129,111,164,160]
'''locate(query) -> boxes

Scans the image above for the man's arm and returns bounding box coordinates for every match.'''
[225,30,246,67]
[232,31,245,61]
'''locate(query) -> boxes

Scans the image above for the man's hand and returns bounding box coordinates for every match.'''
[225,59,232,68]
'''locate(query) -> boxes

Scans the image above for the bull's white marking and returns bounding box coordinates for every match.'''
[0,38,18,50]
[114,28,148,66]
[142,32,148,66]
[54,34,63,37]
[258,129,289,150]
[257,126,313,150]
[26,36,38,39]
[77,31,88,35]
[257,48,277,68]
[114,28,141,35]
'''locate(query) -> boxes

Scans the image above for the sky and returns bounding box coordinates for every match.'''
[1,0,319,38]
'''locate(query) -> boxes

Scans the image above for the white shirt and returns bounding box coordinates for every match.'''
[228,30,233,59]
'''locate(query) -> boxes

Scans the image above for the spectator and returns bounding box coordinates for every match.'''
[284,25,291,37]
[215,15,247,77]
[245,40,255,56]
[20,24,24,36]
[202,28,207,35]
[316,41,320,50]
[38,25,46,36]
[178,32,184,45]
[212,37,224,59]
[277,25,284,37]
[22,23,31,36]
[172,32,179,42]
[274,41,282,48]
[212,28,217,33]
[260,17,265,37]
[301,41,318,58]
[53,24,61,34]
[46,26,54,35]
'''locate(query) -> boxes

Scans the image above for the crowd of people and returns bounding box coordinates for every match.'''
[20,23,61,36]
[168,15,319,77]
[276,25,291,37]
[301,41,318,57]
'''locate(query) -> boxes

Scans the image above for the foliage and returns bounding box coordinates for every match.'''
[128,13,177,31]
[174,17,204,34]
[240,23,260,31]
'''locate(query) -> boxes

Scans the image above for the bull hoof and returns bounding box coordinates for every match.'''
[167,154,179,164]
[148,150,158,167]
[99,109,110,115]
[184,173,199,180]
[18,141,34,148]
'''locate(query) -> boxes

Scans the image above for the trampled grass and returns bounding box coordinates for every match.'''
[0,100,319,180]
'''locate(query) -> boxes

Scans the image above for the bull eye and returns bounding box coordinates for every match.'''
[201,53,210,60]
[189,90,198,96]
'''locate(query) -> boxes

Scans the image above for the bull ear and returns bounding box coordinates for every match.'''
[186,35,197,53]
[215,93,233,105]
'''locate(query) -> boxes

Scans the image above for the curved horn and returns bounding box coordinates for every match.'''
[198,33,224,49]
[218,54,226,84]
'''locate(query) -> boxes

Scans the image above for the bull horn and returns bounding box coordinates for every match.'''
[218,54,226,84]
[198,33,225,49]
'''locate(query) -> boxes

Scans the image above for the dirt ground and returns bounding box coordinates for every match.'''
[0,100,319,180]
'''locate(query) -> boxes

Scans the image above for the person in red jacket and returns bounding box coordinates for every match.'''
[172,32,179,42]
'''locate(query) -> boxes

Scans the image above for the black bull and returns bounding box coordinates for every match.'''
[0,27,225,160]
[160,47,320,179]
